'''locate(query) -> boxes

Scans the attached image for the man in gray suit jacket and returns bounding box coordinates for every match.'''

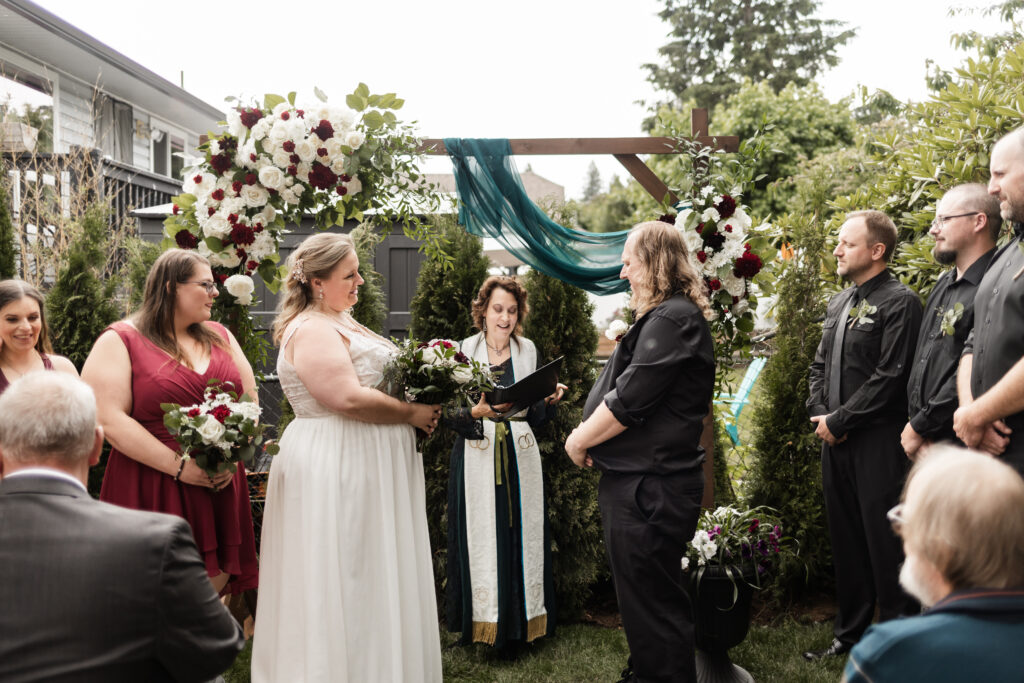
[0,371,244,682]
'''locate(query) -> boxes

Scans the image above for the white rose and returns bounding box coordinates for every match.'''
[701,207,721,223]
[681,227,704,256]
[296,163,311,183]
[224,274,255,305]
[197,240,214,260]
[680,556,690,571]
[272,149,292,169]
[226,108,245,140]
[452,365,475,385]
[731,207,752,230]
[259,204,277,227]
[250,117,271,142]
[234,401,262,422]
[184,171,216,199]
[196,416,226,446]
[324,137,344,159]
[722,272,746,298]
[215,249,242,269]
[280,187,300,205]
[271,102,291,117]
[732,300,750,317]
[201,214,231,240]
[256,165,284,191]
[344,130,365,150]
[344,175,362,195]
[605,319,630,341]
[336,108,357,130]
[294,139,317,163]
[240,184,270,208]
[221,197,245,215]
[331,156,348,175]
[268,120,292,146]
[675,207,697,230]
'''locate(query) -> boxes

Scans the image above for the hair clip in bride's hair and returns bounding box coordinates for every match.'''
[291,258,308,284]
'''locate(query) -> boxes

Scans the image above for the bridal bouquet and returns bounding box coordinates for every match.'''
[383,339,495,407]
[161,381,279,477]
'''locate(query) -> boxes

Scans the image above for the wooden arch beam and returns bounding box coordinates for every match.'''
[418,108,739,206]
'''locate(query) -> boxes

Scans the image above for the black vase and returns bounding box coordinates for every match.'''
[688,564,755,683]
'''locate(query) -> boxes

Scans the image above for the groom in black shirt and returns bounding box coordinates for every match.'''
[804,210,922,660]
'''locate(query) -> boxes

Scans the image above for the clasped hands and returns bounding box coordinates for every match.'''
[953,402,1010,455]
[810,414,846,446]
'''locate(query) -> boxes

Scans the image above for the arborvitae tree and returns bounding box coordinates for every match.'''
[0,169,16,279]
[522,269,603,619]
[46,204,121,497]
[122,236,162,310]
[582,161,602,201]
[349,222,387,334]
[46,204,120,369]
[407,215,490,604]
[745,210,831,597]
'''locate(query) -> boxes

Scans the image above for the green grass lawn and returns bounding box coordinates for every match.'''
[225,617,846,682]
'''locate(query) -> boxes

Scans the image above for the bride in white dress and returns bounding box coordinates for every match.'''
[252,233,443,683]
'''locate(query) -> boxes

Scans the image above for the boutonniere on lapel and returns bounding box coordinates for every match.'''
[937,302,964,336]
[604,319,632,343]
[848,301,878,328]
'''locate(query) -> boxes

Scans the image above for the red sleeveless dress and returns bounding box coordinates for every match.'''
[98,321,258,593]
[0,354,54,394]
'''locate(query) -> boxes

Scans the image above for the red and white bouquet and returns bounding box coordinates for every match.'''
[161,381,278,477]
[383,339,496,407]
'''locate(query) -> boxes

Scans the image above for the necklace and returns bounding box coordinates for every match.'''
[485,337,510,355]
[0,352,40,379]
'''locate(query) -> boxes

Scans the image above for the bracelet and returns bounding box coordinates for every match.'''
[173,457,187,482]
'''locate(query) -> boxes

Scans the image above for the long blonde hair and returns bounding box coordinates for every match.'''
[132,249,225,366]
[628,221,712,319]
[272,232,356,344]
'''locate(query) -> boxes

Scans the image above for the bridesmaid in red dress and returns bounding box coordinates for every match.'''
[0,280,77,393]
[81,249,259,595]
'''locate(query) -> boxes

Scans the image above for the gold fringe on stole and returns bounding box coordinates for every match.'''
[526,614,547,642]
[471,621,498,646]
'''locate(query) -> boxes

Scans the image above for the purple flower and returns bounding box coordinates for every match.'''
[756,540,769,556]
[741,543,752,559]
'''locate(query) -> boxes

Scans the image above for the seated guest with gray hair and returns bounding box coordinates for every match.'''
[0,372,244,683]
[843,445,1024,682]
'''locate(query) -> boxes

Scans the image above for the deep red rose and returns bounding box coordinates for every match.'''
[287,164,297,176]
[336,185,348,196]
[235,248,247,260]
[439,340,454,348]
[268,188,278,195]
[175,230,198,249]
[733,250,763,278]
[282,141,295,153]
[253,223,264,233]
[317,147,328,157]
[215,273,228,284]
[211,189,225,201]
[308,163,339,191]
[709,278,722,291]
[312,119,334,140]
[245,173,257,185]
[249,153,257,162]
[696,222,704,234]
[227,213,239,225]
[210,153,232,174]
[716,194,737,219]
[417,342,429,349]
[454,351,469,363]
[172,204,180,215]
[296,109,305,118]
[696,250,707,263]
[186,407,202,418]
[280,111,290,120]
[231,181,243,194]
[703,230,726,252]
[207,207,216,217]
[247,260,259,271]
[210,405,232,423]
[657,213,676,225]
[289,154,300,165]
[340,173,352,182]
[193,174,203,184]
[732,296,740,304]
[239,107,262,128]
[230,224,256,246]
[724,224,733,232]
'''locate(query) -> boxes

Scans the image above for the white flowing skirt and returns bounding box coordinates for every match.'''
[252,415,442,683]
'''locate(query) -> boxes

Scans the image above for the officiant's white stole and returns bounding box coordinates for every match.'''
[460,332,547,644]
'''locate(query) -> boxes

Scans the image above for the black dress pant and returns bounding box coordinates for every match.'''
[599,469,704,683]
[821,421,918,645]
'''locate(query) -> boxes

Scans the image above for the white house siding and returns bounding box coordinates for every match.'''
[54,78,93,152]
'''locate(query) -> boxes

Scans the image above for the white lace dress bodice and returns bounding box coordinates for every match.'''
[277,311,397,418]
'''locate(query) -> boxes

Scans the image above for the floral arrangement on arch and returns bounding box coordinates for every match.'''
[683,505,797,589]
[163,85,440,308]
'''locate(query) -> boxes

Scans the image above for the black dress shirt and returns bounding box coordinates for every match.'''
[808,270,923,438]
[583,293,714,475]
[907,249,995,441]
[963,235,1024,469]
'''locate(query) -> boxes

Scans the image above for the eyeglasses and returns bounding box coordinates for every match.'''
[886,503,905,534]
[183,280,219,294]
[931,212,980,228]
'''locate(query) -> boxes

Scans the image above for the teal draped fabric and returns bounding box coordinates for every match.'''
[444,138,630,295]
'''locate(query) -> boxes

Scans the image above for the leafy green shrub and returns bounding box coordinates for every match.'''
[522,269,604,620]
[349,223,387,334]
[0,167,15,279]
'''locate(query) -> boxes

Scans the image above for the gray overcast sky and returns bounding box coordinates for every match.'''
[13,0,1006,199]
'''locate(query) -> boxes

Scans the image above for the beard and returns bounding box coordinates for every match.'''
[932,246,957,265]
[899,552,942,607]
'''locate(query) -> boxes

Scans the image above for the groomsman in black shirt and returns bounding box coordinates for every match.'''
[902,184,999,458]
[804,210,922,661]
[955,128,1024,472]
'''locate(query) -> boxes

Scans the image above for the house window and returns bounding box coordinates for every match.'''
[151,126,186,180]
[93,94,133,164]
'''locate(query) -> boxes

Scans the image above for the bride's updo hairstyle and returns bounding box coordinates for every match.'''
[273,232,356,344]
[628,221,712,320]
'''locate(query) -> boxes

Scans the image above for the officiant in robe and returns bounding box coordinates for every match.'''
[442,276,564,650]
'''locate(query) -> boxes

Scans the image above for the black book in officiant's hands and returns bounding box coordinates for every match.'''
[485,357,564,419]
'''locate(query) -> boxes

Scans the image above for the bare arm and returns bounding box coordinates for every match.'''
[289,317,438,432]
[565,402,627,468]
[48,354,79,377]
[953,351,1012,454]
[957,353,974,405]
[218,325,258,404]
[81,330,227,488]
